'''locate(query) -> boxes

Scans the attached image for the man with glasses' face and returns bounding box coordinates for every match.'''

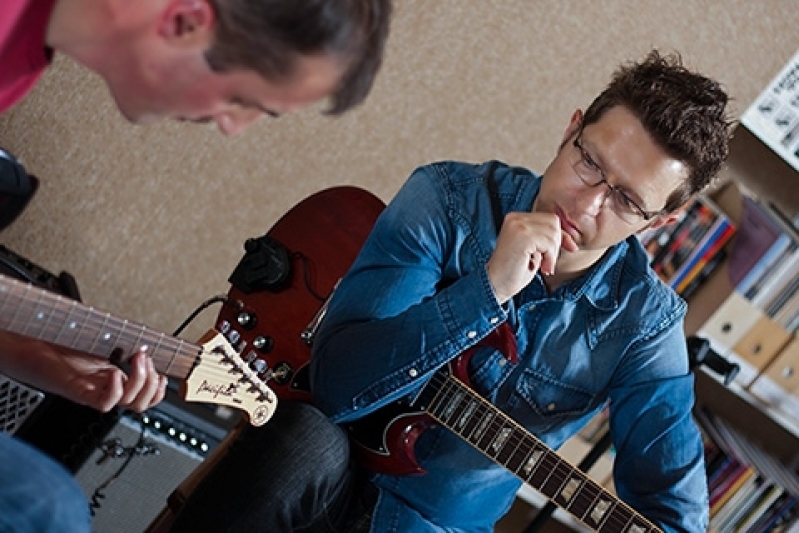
[491,104,690,301]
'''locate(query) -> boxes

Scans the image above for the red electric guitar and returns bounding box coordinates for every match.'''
[215,186,662,533]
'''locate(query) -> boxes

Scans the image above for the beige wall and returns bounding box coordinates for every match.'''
[1,1,797,341]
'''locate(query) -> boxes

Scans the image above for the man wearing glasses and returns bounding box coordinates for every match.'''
[174,50,731,532]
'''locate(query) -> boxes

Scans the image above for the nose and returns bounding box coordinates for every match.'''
[215,109,263,137]
[575,180,612,216]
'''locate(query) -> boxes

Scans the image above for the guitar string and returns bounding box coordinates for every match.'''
[426,371,660,532]
[0,278,272,404]
[436,375,654,533]
[1,279,214,377]
[431,375,650,532]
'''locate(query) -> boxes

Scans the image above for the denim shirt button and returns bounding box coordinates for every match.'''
[489,317,499,325]
[466,330,477,339]
[408,368,419,378]
[547,403,556,411]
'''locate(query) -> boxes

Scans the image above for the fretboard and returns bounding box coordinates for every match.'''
[0,274,198,379]
[422,372,662,533]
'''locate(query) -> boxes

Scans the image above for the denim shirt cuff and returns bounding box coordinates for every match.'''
[438,267,508,351]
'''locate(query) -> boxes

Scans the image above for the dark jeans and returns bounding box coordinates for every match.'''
[171,401,375,533]
[0,432,91,533]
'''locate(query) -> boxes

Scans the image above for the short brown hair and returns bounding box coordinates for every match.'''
[582,50,735,212]
[205,0,393,115]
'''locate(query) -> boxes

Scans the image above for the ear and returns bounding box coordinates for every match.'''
[158,0,216,44]
[640,208,684,234]
[560,109,583,146]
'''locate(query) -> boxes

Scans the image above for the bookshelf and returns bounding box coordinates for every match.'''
[680,82,799,528]
[512,129,799,532]
[685,127,799,441]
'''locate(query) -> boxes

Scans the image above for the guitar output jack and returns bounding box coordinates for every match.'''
[271,362,292,385]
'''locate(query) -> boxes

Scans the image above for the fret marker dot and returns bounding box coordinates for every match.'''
[69,322,77,329]
[103,333,111,340]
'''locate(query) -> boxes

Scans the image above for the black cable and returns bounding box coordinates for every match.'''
[172,295,238,337]
[87,415,159,516]
[292,251,328,302]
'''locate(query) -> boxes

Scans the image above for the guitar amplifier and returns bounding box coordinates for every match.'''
[0,243,81,300]
[74,393,233,533]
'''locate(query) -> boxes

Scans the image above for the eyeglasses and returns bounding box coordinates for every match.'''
[570,134,664,223]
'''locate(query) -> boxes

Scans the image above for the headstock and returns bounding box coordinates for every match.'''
[182,330,278,426]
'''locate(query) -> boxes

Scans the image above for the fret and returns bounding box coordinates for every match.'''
[150,332,167,372]
[5,282,32,333]
[427,379,462,422]
[504,437,533,474]
[586,498,615,530]
[488,426,512,456]
[164,338,184,375]
[70,306,99,353]
[454,398,477,431]
[555,476,584,506]
[89,313,114,356]
[131,324,147,358]
[526,449,559,493]
[19,287,50,339]
[598,505,653,533]
[418,370,663,532]
[540,461,578,500]
[494,429,522,465]
[117,319,131,355]
[520,447,545,479]
[469,409,495,444]
[566,477,604,522]
[480,415,507,457]
[456,400,488,442]
[53,300,81,348]
[439,389,465,421]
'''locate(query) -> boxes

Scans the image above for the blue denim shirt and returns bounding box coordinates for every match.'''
[312,161,708,532]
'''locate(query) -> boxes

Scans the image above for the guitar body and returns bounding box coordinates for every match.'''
[346,321,518,476]
[215,186,385,402]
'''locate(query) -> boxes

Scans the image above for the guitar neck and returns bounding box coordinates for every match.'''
[422,373,662,533]
[0,274,199,380]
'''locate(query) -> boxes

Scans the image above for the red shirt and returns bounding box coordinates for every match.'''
[0,0,59,113]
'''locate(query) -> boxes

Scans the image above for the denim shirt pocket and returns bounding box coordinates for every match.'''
[508,369,597,434]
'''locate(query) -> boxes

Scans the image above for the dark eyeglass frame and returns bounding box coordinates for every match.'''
[571,133,664,222]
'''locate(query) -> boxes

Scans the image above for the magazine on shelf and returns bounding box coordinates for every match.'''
[741,48,799,173]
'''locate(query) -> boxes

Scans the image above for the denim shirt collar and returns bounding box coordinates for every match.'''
[560,239,630,312]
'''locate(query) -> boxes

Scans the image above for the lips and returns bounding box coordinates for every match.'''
[555,207,581,252]
[556,207,579,235]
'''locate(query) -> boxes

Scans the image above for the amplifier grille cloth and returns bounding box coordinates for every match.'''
[75,414,206,533]
[0,375,45,434]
